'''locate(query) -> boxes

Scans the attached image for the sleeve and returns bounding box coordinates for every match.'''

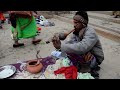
[61,29,98,54]
[64,34,76,44]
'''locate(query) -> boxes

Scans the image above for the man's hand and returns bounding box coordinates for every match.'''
[52,34,61,49]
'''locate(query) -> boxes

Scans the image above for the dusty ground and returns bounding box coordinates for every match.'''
[0,18,120,79]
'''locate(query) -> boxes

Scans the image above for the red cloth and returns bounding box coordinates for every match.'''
[54,66,78,79]
[0,12,5,20]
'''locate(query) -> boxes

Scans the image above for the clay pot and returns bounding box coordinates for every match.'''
[26,60,43,74]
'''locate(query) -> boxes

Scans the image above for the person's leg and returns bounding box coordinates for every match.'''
[89,57,100,79]
[114,11,120,18]
[90,57,101,71]
[10,14,24,48]
[0,20,2,29]
[118,11,120,17]
[32,36,41,45]
[112,11,116,16]
[13,37,24,48]
[114,15,119,18]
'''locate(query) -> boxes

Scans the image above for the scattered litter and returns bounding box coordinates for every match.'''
[36,15,55,27]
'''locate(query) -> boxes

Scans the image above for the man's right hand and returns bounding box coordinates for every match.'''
[52,33,61,49]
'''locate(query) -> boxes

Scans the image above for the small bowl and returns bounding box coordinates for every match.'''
[26,60,43,74]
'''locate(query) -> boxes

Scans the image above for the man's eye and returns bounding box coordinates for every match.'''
[75,22,79,24]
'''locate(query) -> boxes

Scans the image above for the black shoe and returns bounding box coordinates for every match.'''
[94,65,101,71]
[13,43,24,48]
[32,39,41,45]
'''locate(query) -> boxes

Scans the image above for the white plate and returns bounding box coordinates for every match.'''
[0,65,16,79]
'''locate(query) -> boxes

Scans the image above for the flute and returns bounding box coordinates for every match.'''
[46,29,75,44]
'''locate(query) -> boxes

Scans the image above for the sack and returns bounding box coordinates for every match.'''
[10,11,32,18]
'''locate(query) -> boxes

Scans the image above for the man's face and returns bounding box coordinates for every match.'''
[73,19,83,32]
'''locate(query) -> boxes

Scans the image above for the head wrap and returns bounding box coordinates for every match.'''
[73,11,88,27]
[73,15,88,27]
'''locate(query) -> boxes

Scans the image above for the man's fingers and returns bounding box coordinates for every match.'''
[52,39,57,45]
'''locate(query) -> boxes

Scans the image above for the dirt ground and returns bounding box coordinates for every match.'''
[0,18,120,79]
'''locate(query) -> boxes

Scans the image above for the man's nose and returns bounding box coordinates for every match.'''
[74,26,76,29]
[74,23,77,27]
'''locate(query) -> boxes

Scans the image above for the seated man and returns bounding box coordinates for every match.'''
[52,11,104,78]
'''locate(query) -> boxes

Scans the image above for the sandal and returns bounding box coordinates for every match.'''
[94,65,101,71]
[90,70,99,79]
[32,39,41,45]
[13,43,24,48]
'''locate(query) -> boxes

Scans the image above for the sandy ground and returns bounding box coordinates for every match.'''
[0,18,120,79]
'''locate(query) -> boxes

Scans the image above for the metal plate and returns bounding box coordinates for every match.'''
[0,65,16,79]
